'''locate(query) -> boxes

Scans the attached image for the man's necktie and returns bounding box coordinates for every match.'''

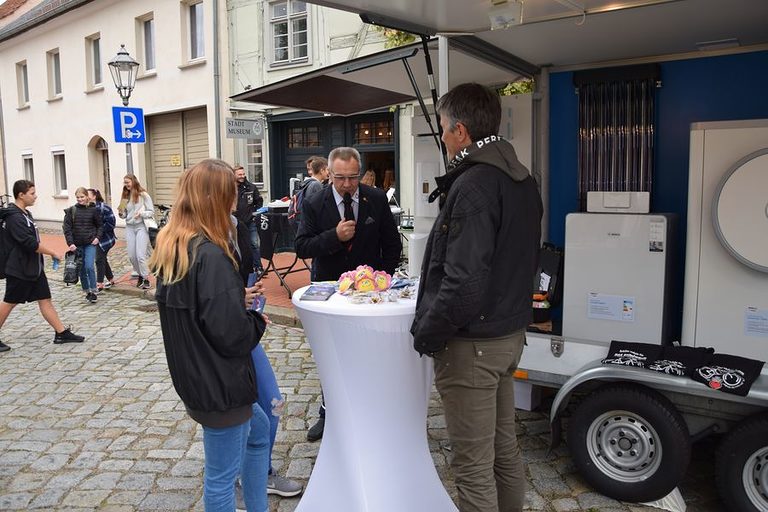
[343,193,355,222]
[343,193,354,250]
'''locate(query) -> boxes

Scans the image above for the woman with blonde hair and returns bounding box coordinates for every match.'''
[150,159,270,511]
[62,186,103,303]
[119,174,154,289]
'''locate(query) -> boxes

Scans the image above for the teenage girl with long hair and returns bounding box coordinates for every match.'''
[119,174,154,289]
[150,159,270,511]
[87,189,116,291]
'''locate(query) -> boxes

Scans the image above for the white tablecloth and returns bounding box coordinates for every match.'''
[292,286,458,512]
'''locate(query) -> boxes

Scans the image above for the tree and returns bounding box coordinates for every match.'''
[371,25,416,48]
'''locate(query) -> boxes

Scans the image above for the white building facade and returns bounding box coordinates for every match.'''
[0,0,235,222]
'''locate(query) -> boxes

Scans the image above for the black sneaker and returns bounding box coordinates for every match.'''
[139,278,151,290]
[53,328,85,344]
[0,341,10,352]
[136,276,143,288]
[307,417,325,442]
[85,292,97,303]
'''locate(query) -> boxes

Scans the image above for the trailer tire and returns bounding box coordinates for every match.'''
[566,384,691,502]
[715,413,768,512]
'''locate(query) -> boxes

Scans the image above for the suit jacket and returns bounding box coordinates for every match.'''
[295,184,401,282]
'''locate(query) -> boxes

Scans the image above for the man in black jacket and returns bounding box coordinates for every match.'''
[234,165,264,273]
[0,180,84,352]
[411,84,542,512]
[295,147,402,440]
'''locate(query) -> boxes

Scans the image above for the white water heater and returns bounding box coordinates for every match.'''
[563,213,676,345]
[682,120,768,361]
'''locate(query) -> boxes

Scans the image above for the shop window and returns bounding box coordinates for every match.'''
[354,120,393,145]
[287,126,321,148]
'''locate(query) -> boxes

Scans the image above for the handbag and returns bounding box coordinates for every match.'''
[144,217,159,230]
[63,250,80,285]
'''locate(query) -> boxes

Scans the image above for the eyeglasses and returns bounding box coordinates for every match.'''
[331,174,360,183]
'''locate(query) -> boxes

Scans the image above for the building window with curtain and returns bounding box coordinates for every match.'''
[53,151,68,195]
[270,0,308,65]
[85,34,102,89]
[22,154,34,182]
[16,61,29,107]
[47,49,62,98]
[574,64,659,210]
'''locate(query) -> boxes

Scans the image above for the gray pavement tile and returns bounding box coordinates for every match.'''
[138,492,199,510]
[0,492,34,510]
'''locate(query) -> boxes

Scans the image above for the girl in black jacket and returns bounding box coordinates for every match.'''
[150,160,270,511]
[62,187,103,303]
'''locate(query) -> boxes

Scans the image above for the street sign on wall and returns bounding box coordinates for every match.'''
[112,106,146,144]
[226,118,263,139]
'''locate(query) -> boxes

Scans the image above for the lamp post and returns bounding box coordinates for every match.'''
[108,45,139,174]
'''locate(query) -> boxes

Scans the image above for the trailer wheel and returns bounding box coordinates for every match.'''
[716,414,768,511]
[566,384,691,502]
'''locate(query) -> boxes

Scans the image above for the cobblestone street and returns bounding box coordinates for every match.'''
[0,245,722,511]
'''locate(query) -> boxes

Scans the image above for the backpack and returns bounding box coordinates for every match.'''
[63,250,80,285]
[287,181,310,229]
[0,215,10,279]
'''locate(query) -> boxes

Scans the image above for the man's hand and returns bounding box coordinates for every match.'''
[335,220,356,242]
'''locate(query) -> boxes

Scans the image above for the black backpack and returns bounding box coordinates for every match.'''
[287,181,310,229]
[63,250,80,285]
[0,215,10,279]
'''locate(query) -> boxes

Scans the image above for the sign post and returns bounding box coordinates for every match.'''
[112,106,146,174]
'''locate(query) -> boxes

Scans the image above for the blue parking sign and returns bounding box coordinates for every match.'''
[112,106,146,144]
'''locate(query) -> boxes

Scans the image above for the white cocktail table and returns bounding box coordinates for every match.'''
[292,286,458,512]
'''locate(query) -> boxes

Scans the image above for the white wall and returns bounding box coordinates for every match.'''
[0,0,223,221]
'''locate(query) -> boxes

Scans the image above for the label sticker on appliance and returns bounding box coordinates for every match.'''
[744,307,768,337]
[649,220,665,252]
[588,293,635,322]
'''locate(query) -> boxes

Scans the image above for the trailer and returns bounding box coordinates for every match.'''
[232,1,768,509]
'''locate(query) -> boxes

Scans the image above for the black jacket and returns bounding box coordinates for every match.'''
[1,205,44,281]
[235,180,263,226]
[62,203,103,247]
[295,184,401,282]
[155,238,266,428]
[411,136,543,356]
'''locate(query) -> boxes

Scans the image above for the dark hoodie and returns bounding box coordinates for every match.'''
[411,136,543,356]
[1,204,44,280]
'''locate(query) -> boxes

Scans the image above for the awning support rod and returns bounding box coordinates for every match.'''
[402,57,443,160]
[421,35,448,169]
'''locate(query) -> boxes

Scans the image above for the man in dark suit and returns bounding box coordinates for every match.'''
[295,146,402,440]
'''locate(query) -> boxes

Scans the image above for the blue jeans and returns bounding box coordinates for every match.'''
[78,244,97,291]
[248,223,262,270]
[252,345,283,472]
[202,406,270,512]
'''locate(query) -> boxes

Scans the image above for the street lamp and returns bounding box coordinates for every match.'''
[108,45,139,174]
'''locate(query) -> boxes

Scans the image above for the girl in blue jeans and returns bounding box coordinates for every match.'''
[152,160,270,511]
[62,187,103,303]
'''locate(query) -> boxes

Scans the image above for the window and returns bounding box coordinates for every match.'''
[53,151,68,194]
[270,0,308,65]
[354,120,394,145]
[144,18,156,70]
[246,139,264,184]
[22,154,34,182]
[85,34,102,89]
[287,126,320,148]
[47,49,62,98]
[136,13,156,74]
[16,61,29,107]
[189,2,204,60]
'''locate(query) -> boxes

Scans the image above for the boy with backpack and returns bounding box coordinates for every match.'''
[288,157,328,229]
[0,180,84,352]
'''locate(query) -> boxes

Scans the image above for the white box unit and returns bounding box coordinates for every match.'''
[682,120,768,360]
[563,213,676,345]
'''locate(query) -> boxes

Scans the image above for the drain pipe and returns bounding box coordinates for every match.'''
[212,0,222,157]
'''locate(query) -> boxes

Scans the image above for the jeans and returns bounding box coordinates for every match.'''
[248,222,262,270]
[78,244,97,292]
[252,344,283,472]
[125,223,150,277]
[202,405,270,512]
[433,330,526,512]
[95,246,113,283]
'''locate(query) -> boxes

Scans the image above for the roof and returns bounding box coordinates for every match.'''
[0,0,94,44]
